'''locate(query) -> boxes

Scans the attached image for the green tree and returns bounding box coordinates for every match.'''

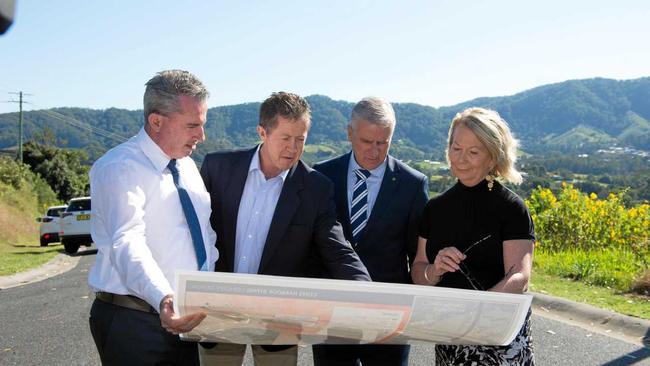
[22,141,89,202]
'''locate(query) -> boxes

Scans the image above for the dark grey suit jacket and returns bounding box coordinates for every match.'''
[313,153,428,283]
[200,147,370,281]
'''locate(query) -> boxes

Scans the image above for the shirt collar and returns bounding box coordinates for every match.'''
[250,144,289,182]
[137,127,174,173]
[349,152,387,178]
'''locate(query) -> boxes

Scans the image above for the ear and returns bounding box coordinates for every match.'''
[147,113,164,132]
[257,125,267,142]
[347,125,353,142]
[489,158,497,174]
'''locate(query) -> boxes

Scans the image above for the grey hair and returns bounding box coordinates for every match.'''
[143,70,209,121]
[349,97,396,131]
[446,107,523,184]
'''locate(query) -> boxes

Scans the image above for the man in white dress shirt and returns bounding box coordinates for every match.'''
[88,70,218,365]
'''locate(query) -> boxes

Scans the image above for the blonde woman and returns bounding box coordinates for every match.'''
[412,107,535,365]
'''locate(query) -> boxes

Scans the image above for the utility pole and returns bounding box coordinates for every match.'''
[7,91,32,163]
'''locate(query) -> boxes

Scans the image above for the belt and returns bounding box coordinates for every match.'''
[96,292,158,314]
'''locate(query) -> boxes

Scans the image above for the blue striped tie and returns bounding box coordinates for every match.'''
[167,159,208,271]
[350,169,371,245]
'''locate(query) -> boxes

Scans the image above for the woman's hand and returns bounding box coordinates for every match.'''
[432,246,466,276]
[412,237,466,286]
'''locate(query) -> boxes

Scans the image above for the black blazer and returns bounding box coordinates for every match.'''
[313,153,428,283]
[200,147,370,281]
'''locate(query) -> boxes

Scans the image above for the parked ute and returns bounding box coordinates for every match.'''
[59,196,92,254]
[36,205,68,246]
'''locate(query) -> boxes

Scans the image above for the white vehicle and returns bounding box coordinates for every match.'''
[36,205,68,247]
[59,196,92,254]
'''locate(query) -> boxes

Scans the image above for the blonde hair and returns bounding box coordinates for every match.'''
[446,107,523,184]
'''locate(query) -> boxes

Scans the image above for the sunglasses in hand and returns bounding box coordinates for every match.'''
[455,234,492,291]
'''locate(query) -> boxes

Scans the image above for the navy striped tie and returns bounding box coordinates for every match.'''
[350,169,371,245]
[167,159,208,271]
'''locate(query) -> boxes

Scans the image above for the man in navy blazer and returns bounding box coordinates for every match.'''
[312,97,429,366]
[199,92,370,366]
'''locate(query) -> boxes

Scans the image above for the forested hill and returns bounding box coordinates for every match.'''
[0,77,649,163]
[439,77,650,153]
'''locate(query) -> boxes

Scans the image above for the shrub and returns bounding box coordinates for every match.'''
[631,269,650,296]
[0,157,59,213]
[527,183,649,260]
[0,156,32,189]
[528,183,649,293]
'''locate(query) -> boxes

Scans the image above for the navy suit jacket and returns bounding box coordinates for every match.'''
[200,147,370,281]
[313,153,428,283]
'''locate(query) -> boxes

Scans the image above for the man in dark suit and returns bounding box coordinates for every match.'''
[312,97,429,366]
[199,92,370,366]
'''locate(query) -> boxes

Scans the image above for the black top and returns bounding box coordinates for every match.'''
[418,179,535,290]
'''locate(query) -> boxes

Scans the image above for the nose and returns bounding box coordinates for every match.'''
[196,126,205,143]
[287,139,302,154]
[287,140,298,153]
[370,143,379,157]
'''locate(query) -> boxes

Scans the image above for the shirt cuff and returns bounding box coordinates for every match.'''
[144,282,174,312]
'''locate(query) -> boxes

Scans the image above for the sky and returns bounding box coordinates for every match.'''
[1,1,649,114]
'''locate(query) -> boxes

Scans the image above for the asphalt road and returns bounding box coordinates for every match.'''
[1,249,648,366]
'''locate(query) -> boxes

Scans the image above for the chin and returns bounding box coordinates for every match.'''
[460,178,482,187]
[283,158,297,166]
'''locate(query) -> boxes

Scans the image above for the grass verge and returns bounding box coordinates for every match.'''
[0,242,63,276]
[530,272,650,320]
[0,189,63,276]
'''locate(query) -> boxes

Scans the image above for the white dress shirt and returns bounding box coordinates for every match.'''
[88,128,217,309]
[347,153,387,218]
[234,145,288,274]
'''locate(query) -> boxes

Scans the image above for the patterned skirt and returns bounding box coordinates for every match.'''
[435,310,534,366]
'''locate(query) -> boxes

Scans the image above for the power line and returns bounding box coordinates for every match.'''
[2,98,130,150]
[2,105,130,147]
[19,100,129,143]
[32,108,129,144]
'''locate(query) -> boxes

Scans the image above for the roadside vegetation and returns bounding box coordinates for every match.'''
[527,183,649,318]
[0,156,62,275]
[530,273,649,319]
[1,141,89,276]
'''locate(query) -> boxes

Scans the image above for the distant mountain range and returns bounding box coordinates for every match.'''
[1,77,649,163]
